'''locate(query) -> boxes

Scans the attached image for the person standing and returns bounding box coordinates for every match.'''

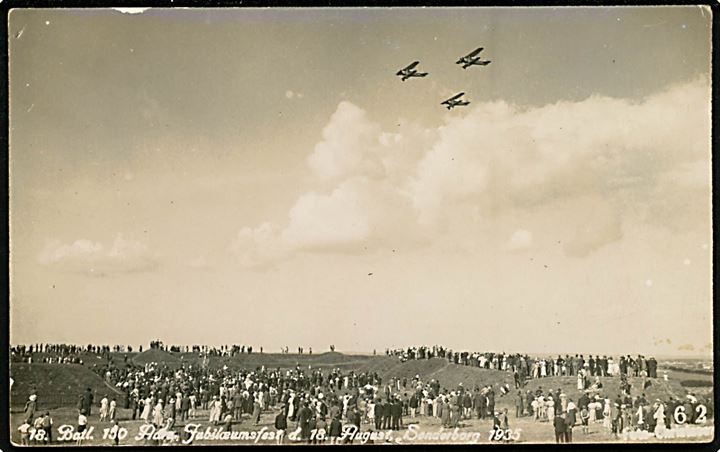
[152,399,165,427]
[298,402,313,442]
[79,388,94,417]
[515,390,524,418]
[565,405,576,443]
[252,397,262,425]
[487,388,496,417]
[24,394,37,424]
[41,411,53,443]
[19,419,33,445]
[99,396,109,422]
[77,410,89,446]
[391,397,402,430]
[274,408,288,445]
[580,406,589,434]
[409,392,418,418]
[180,394,190,422]
[109,398,117,422]
[381,399,392,429]
[500,408,510,430]
[553,413,565,443]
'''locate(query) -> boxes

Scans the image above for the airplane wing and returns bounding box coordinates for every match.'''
[404,61,420,71]
[465,47,484,58]
[442,93,464,104]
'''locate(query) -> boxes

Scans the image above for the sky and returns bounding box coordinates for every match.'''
[8,7,712,356]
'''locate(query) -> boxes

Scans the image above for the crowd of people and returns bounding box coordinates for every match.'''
[526,387,708,442]
[11,341,709,445]
[387,346,660,381]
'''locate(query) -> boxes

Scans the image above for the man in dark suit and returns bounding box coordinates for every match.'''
[554,413,566,443]
[79,388,94,416]
[297,402,313,442]
[381,399,392,429]
[565,406,576,443]
[486,388,495,417]
[374,399,383,430]
[390,397,403,430]
[328,415,342,441]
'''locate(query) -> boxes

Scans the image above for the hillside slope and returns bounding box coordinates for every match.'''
[10,363,124,409]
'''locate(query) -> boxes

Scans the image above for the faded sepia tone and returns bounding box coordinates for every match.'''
[6,6,714,447]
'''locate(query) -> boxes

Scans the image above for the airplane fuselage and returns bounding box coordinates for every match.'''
[459,57,491,69]
[400,70,428,81]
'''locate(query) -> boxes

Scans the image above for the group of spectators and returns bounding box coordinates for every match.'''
[388,346,660,383]
[12,341,708,446]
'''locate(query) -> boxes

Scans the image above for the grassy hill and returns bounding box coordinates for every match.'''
[11,353,701,412]
[10,363,125,409]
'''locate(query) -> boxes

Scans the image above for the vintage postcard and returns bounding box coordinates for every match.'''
[6,6,714,446]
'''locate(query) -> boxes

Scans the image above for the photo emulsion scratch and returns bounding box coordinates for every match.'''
[6,6,714,446]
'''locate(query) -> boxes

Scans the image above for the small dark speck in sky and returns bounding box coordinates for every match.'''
[544,265,548,268]
[368,273,373,276]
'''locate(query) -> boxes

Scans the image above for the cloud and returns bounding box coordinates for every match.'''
[281,182,371,251]
[230,222,286,270]
[564,199,624,258]
[306,101,385,182]
[39,235,158,275]
[410,77,709,226]
[113,8,150,14]
[232,78,709,267]
[507,229,533,251]
[230,178,420,268]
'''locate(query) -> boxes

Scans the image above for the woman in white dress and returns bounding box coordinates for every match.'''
[152,399,164,426]
[602,399,612,431]
[367,399,375,424]
[141,397,152,422]
[99,397,109,422]
[531,398,539,420]
[577,370,584,390]
[287,392,296,420]
[588,400,598,423]
[108,399,116,421]
[546,397,555,421]
[209,396,222,425]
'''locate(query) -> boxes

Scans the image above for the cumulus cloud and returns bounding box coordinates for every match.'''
[39,234,158,275]
[230,222,287,270]
[307,101,386,182]
[410,77,709,226]
[507,229,533,251]
[564,200,624,257]
[232,78,709,267]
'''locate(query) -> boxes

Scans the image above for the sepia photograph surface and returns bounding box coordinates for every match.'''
[7,6,714,446]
